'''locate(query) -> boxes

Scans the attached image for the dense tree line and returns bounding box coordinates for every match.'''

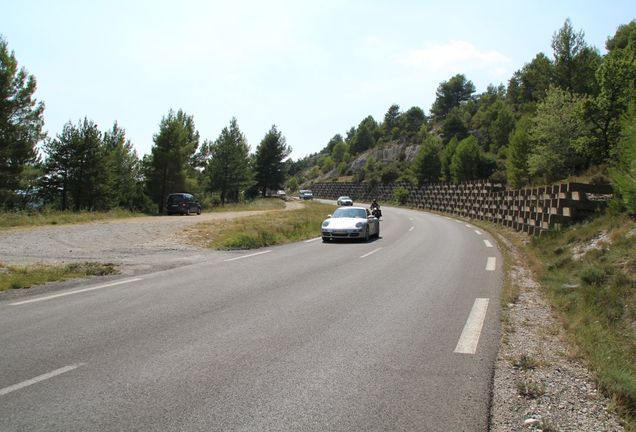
[292,19,636,212]
[0,34,292,213]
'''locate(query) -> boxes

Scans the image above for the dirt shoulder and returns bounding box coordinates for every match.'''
[489,230,624,431]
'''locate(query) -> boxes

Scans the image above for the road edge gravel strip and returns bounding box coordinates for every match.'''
[489,231,624,432]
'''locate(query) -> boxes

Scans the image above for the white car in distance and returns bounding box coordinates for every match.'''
[336,196,353,206]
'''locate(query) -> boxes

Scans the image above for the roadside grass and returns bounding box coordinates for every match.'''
[188,201,336,249]
[0,262,118,291]
[0,208,145,230]
[212,198,286,212]
[527,212,636,428]
[0,199,286,231]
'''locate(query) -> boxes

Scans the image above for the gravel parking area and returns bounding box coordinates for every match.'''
[0,202,302,276]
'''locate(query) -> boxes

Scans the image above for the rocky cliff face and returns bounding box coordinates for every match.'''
[301,141,422,185]
[348,142,420,172]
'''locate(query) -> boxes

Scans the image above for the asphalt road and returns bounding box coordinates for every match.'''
[0,206,502,431]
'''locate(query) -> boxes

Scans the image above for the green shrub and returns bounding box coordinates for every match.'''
[393,186,410,205]
[611,108,636,214]
[580,266,607,286]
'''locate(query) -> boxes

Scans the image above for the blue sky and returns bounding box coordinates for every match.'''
[2,1,633,160]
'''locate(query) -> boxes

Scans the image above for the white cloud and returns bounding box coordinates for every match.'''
[397,40,512,78]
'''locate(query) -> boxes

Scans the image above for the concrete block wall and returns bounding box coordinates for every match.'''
[310,181,612,235]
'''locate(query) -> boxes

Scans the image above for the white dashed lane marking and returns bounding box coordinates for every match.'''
[454,298,489,354]
[486,257,496,271]
[360,248,382,259]
[483,240,493,248]
[10,278,142,306]
[224,250,272,262]
[0,364,85,396]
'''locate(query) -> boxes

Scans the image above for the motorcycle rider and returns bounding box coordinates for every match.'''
[370,199,381,218]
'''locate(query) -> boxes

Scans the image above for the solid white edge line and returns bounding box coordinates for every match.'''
[0,363,85,396]
[474,230,482,235]
[486,257,496,271]
[10,278,142,306]
[304,237,322,243]
[484,239,494,248]
[454,298,489,354]
[360,248,382,259]
[224,250,272,262]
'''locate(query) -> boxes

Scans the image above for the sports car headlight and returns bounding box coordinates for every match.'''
[355,222,364,228]
[322,220,330,227]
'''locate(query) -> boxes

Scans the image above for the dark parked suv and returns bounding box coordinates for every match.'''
[166,193,201,215]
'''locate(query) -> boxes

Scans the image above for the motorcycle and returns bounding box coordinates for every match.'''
[370,205,382,219]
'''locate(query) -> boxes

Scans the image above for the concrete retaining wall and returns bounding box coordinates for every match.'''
[310,181,613,235]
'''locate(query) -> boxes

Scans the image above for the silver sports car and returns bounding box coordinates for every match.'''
[321,206,380,242]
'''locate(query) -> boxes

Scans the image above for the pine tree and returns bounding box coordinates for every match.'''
[254,125,291,197]
[42,118,108,211]
[42,122,76,210]
[145,109,199,213]
[0,36,45,208]
[506,118,532,189]
[430,74,475,121]
[551,19,600,95]
[204,118,252,204]
[104,122,144,211]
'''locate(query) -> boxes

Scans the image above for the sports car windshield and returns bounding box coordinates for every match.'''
[332,208,367,219]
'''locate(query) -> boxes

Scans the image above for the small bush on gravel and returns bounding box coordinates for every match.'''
[517,380,545,399]
[513,354,540,370]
